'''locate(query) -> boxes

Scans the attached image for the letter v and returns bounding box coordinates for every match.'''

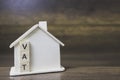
[22,44,27,49]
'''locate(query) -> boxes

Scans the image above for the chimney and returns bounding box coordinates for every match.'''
[39,21,47,31]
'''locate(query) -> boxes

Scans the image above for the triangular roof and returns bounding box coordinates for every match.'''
[9,24,64,48]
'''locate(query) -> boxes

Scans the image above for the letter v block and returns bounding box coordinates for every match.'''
[20,41,30,72]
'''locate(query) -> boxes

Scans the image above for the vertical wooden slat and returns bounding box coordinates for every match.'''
[20,41,30,72]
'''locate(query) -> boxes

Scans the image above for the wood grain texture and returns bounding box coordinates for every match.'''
[1,52,120,80]
[0,67,120,80]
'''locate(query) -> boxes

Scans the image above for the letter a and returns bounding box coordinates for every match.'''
[22,54,27,59]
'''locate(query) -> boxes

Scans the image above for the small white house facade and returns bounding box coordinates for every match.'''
[9,21,65,76]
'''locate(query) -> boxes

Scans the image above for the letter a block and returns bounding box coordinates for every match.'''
[20,41,30,72]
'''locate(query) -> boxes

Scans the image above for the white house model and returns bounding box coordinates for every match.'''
[9,21,65,76]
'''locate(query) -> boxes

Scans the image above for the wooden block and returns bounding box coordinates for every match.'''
[20,41,30,52]
[20,61,30,72]
[19,41,30,72]
[20,52,30,63]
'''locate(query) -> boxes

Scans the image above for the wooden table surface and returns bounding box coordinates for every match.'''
[0,67,120,80]
[1,52,120,80]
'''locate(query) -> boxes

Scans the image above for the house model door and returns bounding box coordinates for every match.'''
[20,41,30,72]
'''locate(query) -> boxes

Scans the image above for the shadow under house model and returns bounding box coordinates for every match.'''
[9,21,65,76]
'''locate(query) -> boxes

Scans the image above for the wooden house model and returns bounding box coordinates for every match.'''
[9,21,65,76]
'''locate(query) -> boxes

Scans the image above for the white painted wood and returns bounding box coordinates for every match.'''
[9,22,64,48]
[27,29,61,70]
[9,24,38,48]
[14,44,20,72]
[39,21,47,31]
[10,21,65,76]
[10,66,65,76]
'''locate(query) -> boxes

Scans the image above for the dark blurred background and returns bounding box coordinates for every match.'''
[0,0,120,67]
